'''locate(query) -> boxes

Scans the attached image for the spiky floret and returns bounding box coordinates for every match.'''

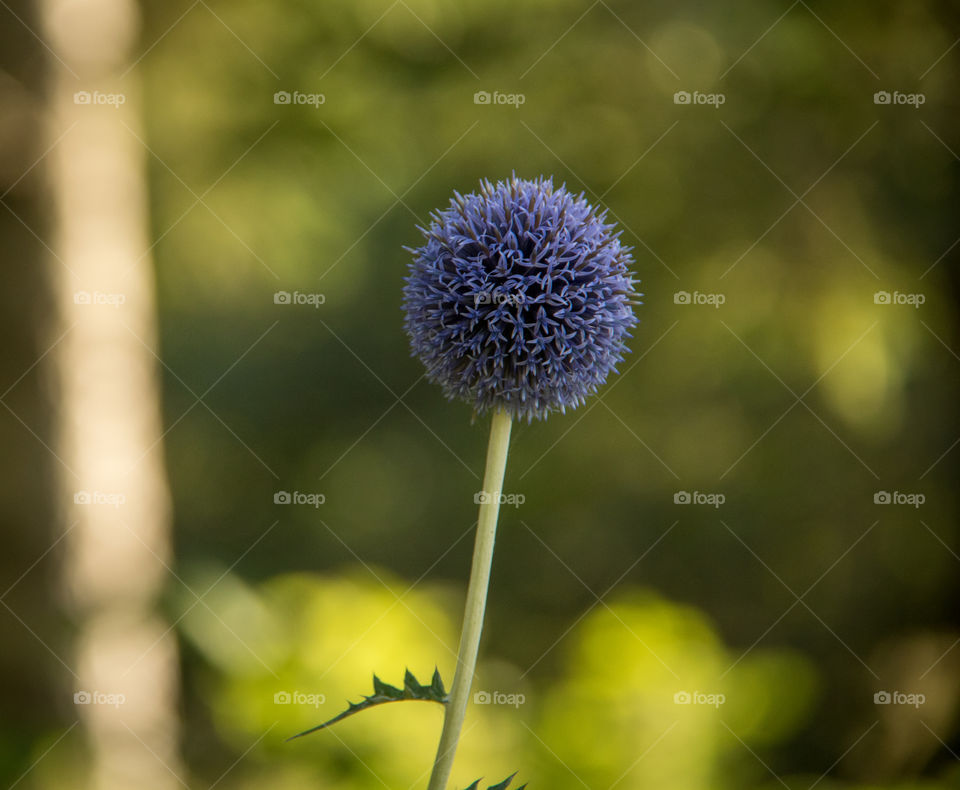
[403,175,640,421]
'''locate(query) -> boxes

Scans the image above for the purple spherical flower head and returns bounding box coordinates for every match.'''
[403,175,641,421]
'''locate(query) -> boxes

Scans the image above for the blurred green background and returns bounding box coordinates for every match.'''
[2,0,959,787]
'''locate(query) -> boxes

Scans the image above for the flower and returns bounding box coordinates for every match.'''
[403,175,640,421]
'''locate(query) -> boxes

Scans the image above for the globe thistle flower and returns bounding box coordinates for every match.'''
[403,174,640,421]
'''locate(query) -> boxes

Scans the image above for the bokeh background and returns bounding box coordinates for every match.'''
[2,0,959,788]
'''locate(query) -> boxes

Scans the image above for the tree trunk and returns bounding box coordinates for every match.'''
[42,0,184,786]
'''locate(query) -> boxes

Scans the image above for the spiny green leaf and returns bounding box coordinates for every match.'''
[463,773,525,790]
[287,668,448,741]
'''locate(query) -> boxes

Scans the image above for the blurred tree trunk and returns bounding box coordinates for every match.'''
[40,0,184,787]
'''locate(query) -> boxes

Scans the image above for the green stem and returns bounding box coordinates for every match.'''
[427,409,513,790]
